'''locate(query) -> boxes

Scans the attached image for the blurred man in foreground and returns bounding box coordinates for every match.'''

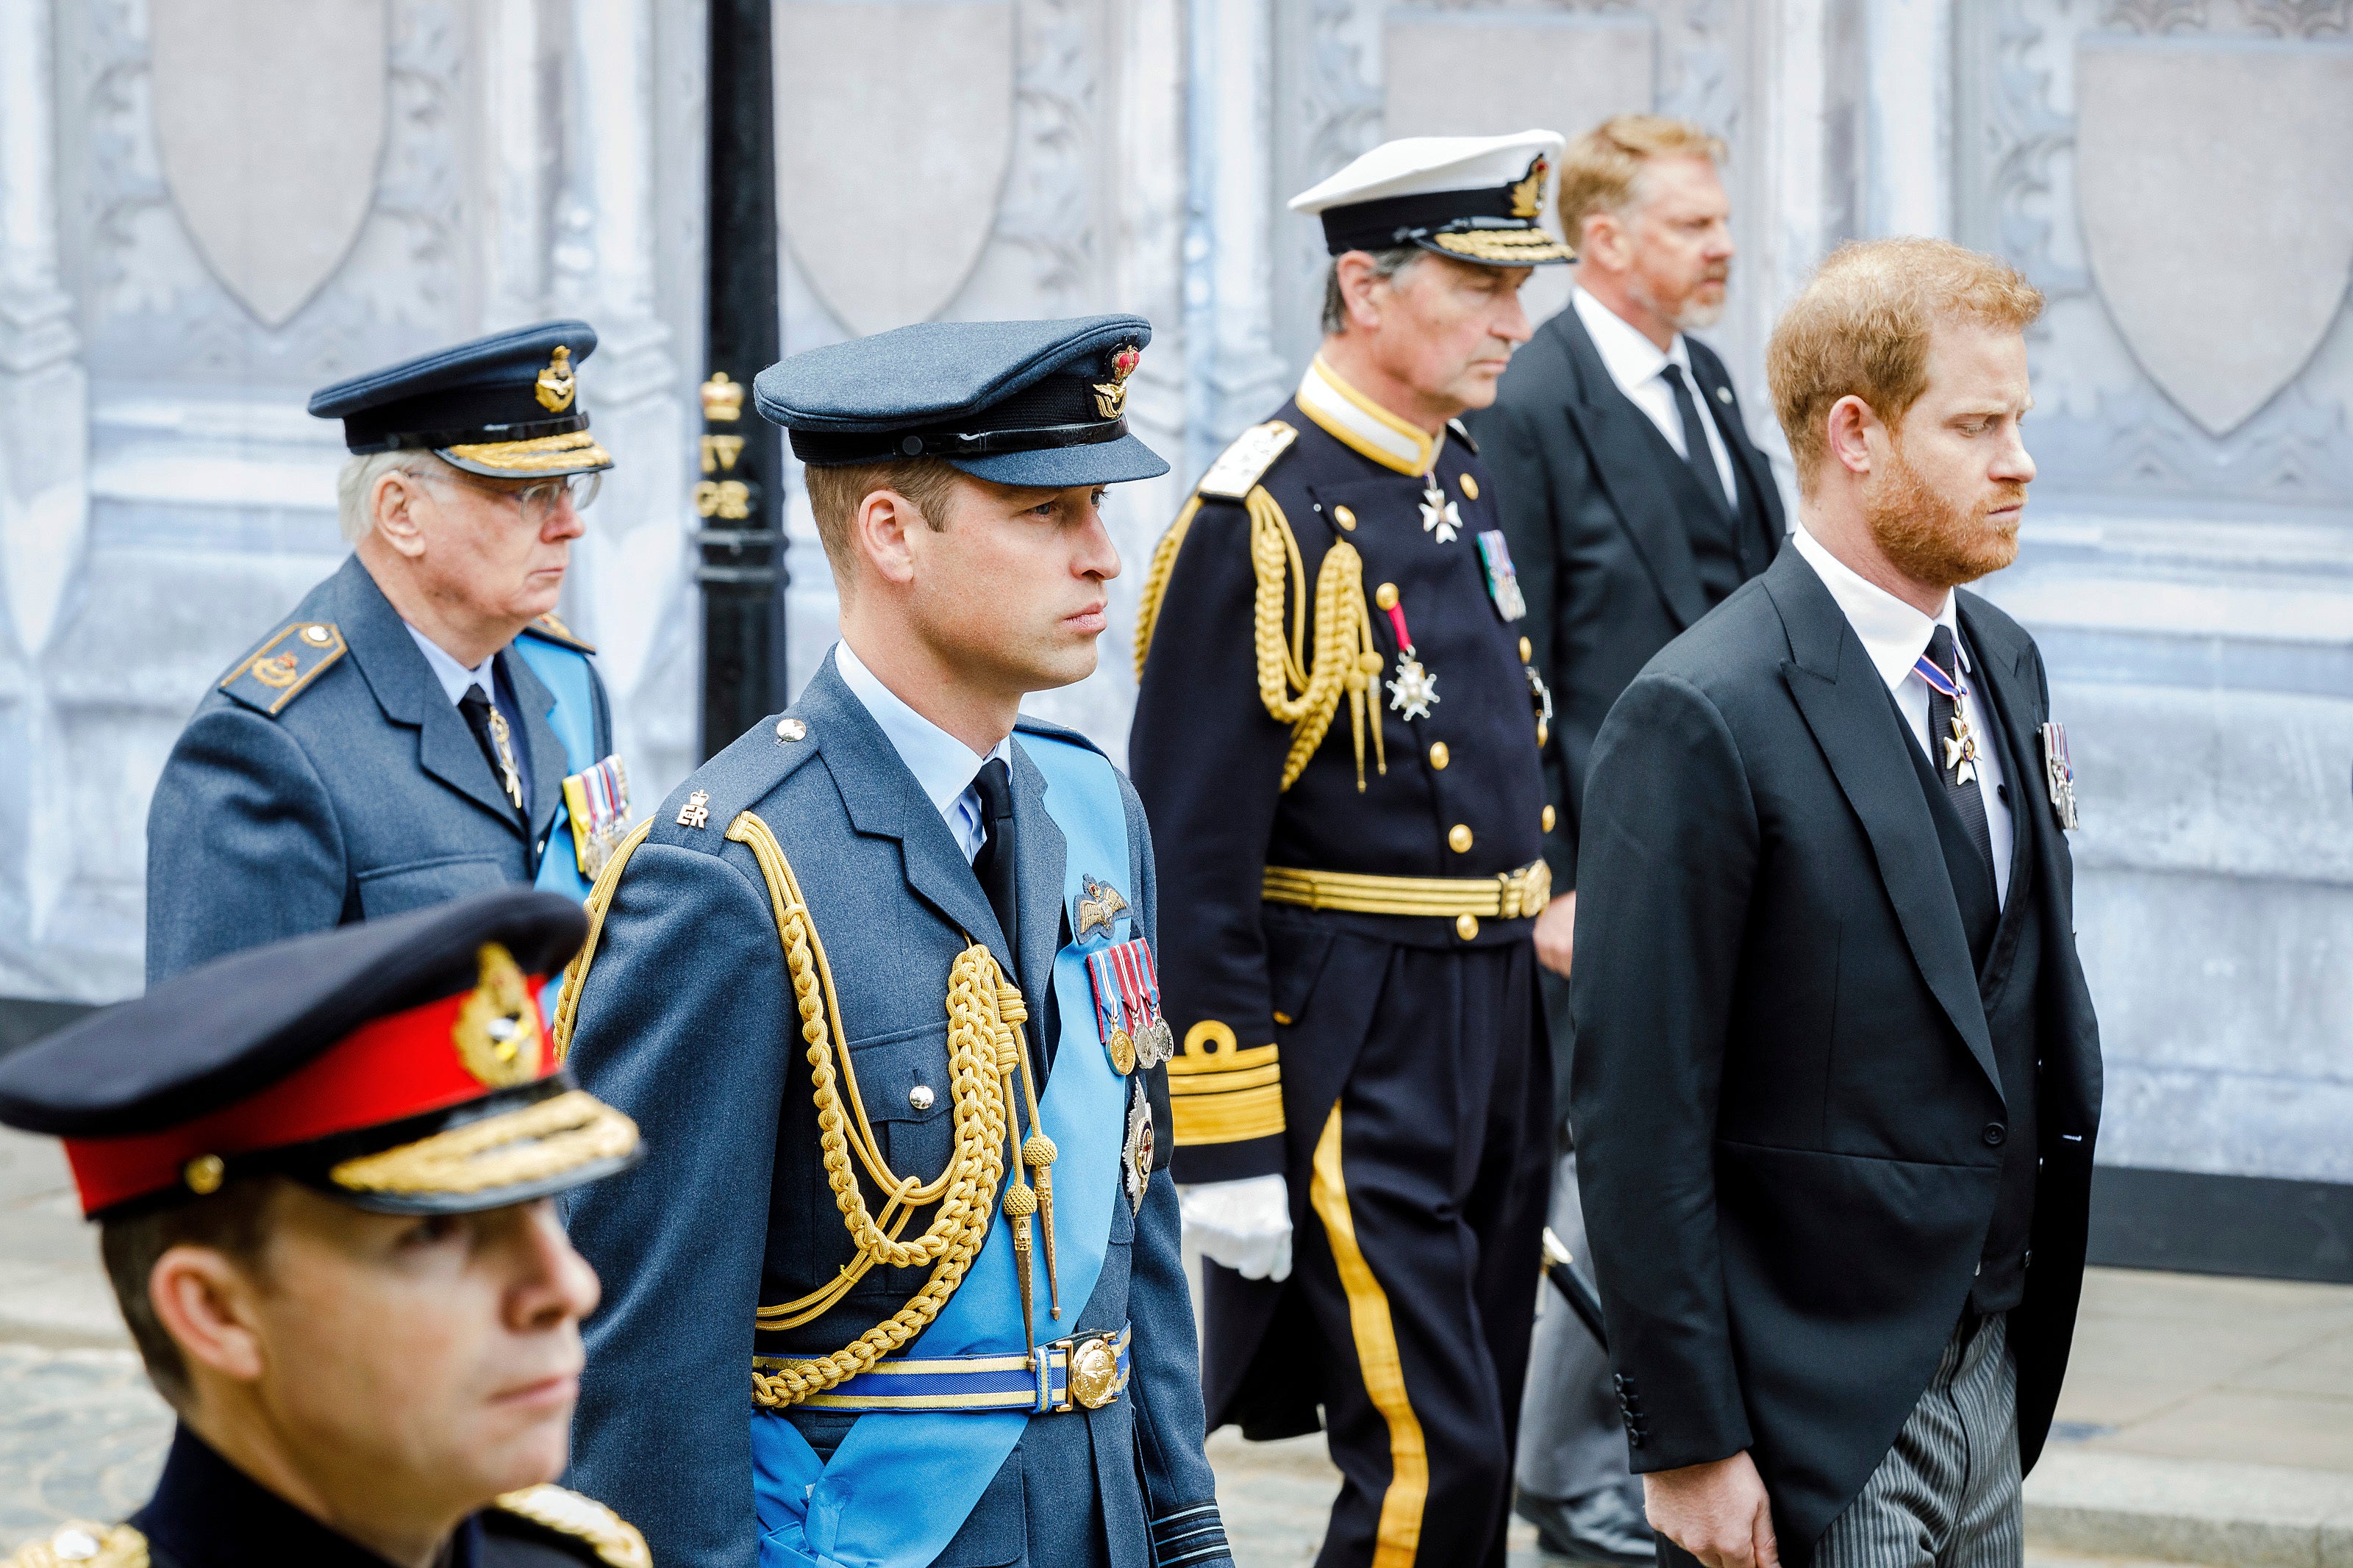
[147,324,624,983]
[1570,239,2099,1568]
[1132,131,1566,1567]
[1467,112,1785,1566]
[0,890,647,1568]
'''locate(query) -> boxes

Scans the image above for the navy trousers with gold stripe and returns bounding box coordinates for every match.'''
[1279,929,1552,1568]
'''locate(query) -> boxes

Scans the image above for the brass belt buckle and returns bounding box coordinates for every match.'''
[1050,1330,1122,1413]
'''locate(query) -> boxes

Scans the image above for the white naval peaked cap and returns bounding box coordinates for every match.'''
[1288,129,1574,268]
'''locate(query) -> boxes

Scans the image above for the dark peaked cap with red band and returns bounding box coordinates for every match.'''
[0,890,641,1220]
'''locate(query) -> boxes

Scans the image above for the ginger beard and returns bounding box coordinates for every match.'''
[1863,426,2025,590]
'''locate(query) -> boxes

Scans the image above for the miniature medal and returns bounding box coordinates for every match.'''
[1123,1081,1154,1213]
[1086,935,1174,1075]
[2040,720,2080,829]
[1476,530,1527,620]
[1420,477,1462,543]
[1128,938,1176,1067]
[561,754,632,878]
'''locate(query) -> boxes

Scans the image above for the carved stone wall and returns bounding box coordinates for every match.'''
[0,0,702,1000]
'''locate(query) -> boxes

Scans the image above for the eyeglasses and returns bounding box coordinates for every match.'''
[419,469,603,529]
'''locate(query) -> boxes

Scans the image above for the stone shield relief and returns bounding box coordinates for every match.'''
[149,0,388,329]
[773,0,1017,337]
[2075,37,2353,437]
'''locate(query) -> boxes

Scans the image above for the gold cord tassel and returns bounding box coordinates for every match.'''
[1246,486,1383,791]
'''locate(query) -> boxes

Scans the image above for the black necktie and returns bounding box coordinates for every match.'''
[1922,626,1998,898]
[458,683,526,823]
[971,758,1019,959]
[1665,362,1733,519]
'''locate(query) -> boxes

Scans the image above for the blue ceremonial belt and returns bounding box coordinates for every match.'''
[509,634,596,1021]
[751,732,1133,1568]
[778,1325,1131,1414]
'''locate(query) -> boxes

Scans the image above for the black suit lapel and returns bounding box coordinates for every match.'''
[1765,551,2002,1095]
[1551,309,1714,630]
[1685,346,1788,545]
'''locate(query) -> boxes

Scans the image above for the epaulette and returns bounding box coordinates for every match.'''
[493,1485,651,1568]
[1447,416,1479,455]
[218,620,347,716]
[518,610,596,654]
[651,706,824,854]
[3,1522,147,1568]
[1195,419,1299,500]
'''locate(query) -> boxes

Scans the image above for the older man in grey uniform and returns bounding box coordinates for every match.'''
[146,322,626,982]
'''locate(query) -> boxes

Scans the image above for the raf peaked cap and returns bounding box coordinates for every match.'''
[754,315,1172,487]
[0,890,641,1220]
[1290,129,1575,268]
[308,320,615,480]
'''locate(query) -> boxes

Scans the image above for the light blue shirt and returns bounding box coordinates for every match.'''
[404,621,496,706]
[832,640,1012,864]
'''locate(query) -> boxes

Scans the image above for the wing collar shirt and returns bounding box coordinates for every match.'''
[1571,286,1738,506]
[833,640,1013,864]
[1790,523,2013,905]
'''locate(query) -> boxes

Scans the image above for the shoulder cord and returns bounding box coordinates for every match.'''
[1133,488,1386,792]
[554,812,1040,1407]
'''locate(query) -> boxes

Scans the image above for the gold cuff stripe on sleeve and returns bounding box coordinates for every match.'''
[1166,1041,1279,1077]
[1169,1084,1287,1145]
[1261,859,1552,920]
[1167,1062,1281,1095]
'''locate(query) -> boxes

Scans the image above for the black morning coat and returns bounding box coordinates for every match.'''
[1465,300,1786,894]
[1565,545,2102,1562]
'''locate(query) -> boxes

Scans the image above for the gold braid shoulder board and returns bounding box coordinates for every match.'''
[1132,419,1385,792]
[553,810,1032,1408]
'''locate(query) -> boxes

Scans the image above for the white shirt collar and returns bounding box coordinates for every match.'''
[1295,354,1444,476]
[1789,522,1965,692]
[403,622,496,706]
[1572,285,1696,395]
[832,640,1012,822]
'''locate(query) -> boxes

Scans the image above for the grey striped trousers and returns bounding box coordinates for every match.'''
[1813,1313,2023,1568]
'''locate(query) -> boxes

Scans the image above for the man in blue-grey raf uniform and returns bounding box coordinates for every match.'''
[146,322,631,983]
[1129,132,1569,1568]
[560,316,1234,1568]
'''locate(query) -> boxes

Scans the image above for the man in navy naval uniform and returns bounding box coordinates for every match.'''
[0,889,651,1568]
[1129,132,1567,1568]
[559,317,1234,1568]
[146,322,626,984]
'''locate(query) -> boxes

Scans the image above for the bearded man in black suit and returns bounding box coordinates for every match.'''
[1569,238,2101,1568]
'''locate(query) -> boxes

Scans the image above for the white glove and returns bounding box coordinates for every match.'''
[1179,1173,1293,1282]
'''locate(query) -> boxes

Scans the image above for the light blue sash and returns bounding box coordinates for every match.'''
[508,634,598,906]
[751,733,1133,1568]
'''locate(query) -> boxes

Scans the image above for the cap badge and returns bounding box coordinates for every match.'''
[1093,343,1142,420]
[452,942,544,1088]
[535,346,577,413]
[1509,156,1547,221]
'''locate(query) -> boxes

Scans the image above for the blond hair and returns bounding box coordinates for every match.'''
[1765,238,2044,493]
[800,457,965,589]
[1555,115,1727,240]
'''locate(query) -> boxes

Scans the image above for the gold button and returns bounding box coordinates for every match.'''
[1273,1011,1294,1026]
[1449,823,1473,853]
[1461,473,1480,500]
[1542,804,1557,832]
[1334,505,1357,531]
[1519,636,1532,664]
[1429,742,1450,770]
[185,1154,226,1195]
[1455,913,1480,940]
[1375,581,1399,610]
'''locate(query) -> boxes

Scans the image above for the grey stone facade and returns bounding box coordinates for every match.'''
[1,0,2346,1188]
